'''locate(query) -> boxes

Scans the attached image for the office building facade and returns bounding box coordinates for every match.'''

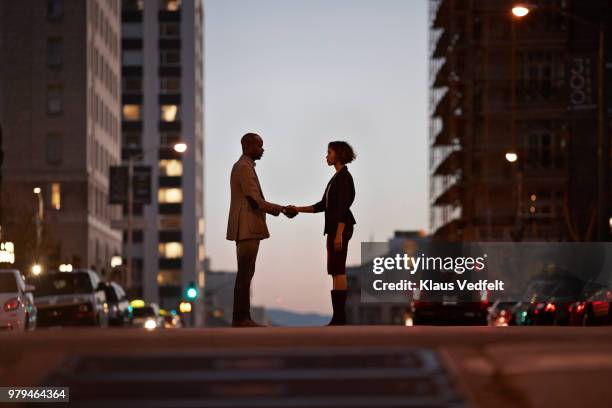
[120,0,204,322]
[0,0,122,275]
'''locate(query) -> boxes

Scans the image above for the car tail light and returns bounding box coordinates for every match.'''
[576,303,585,313]
[544,303,556,312]
[3,298,19,312]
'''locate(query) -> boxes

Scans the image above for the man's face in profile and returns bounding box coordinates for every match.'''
[248,136,265,160]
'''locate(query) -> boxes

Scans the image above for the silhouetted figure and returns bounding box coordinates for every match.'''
[288,141,356,325]
[226,133,295,328]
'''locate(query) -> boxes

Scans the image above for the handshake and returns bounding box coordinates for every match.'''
[277,205,298,218]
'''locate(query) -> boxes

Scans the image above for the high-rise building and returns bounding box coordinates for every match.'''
[0,0,122,275]
[429,0,612,242]
[120,0,204,323]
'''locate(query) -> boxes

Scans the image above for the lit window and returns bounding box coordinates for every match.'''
[160,0,181,11]
[158,242,183,259]
[122,104,141,121]
[160,105,178,122]
[47,85,63,114]
[158,188,182,203]
[51,183,61,210]
[159,159,183,176]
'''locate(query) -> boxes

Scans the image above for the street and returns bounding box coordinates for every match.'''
[2,326,612,407]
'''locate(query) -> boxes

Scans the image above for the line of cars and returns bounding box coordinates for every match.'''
[487,277,612,327]
[1,268,181,331]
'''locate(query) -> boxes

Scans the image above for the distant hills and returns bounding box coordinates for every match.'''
[266,308,331,327]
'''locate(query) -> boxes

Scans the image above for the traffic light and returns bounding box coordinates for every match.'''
[184,281,198,301]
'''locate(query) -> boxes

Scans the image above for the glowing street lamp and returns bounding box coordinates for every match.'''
[511,5,530,18]
[505,152,518,163]
[173,142,187,154]
[31,263,42,276]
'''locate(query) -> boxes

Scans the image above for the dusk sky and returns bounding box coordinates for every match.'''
[204,0,429,315]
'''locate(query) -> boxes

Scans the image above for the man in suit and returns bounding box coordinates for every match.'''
[227,133,297,327]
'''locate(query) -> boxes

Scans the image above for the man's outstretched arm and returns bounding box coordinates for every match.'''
[238,165,283,216]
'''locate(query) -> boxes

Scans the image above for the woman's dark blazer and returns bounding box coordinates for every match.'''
[312,166,356,235]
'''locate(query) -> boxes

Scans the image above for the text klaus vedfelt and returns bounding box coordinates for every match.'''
[370,254,505,292]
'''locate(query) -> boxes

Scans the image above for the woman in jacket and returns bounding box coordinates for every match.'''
[288,141,356,325]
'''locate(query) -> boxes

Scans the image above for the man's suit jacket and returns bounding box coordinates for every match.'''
[312,165,356,235]
[226,155,282,241]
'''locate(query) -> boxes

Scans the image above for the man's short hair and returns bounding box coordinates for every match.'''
[241,133,260,148]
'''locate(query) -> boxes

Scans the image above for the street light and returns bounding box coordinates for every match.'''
[511,5,530,18]
[511,3,608,241]
[31,263,42,275]
[33,186,44,272]
[125,142,187,293]
[505,152,524,241]
[173,142,187,154]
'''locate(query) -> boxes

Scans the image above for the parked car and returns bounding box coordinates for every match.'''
[102,282,130,326]
[160,309,182,329]
[33,269,108,327]
[487,300,517,326]
[411,272,489,325]
[0,269,36,331]
[533,276,585,326]
[582,288,612,326]
[567,280,607,326]
[512,279,558,326]
[130,302,163,329]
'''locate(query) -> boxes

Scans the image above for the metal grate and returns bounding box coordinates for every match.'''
[43,347,468,408]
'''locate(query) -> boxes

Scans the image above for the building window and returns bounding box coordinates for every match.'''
[51,183,61,210]
[47,85,63,114]
[159,159,183,176]
[160,50,180,66]
[160,105,179,122]
[158,188,182,203]
[122,77,142,93]
[160,133,181,146]
[157,270,181,286]
[123,132,141,148]
[160,78,180,93]
[159,214,182,230]
[122,22,142,38]
[46,134,63,164]
[158,242,183,259]
[160,22,180,37]
[122,50,143,66]
[47,38,63,67]
[122,104,141,121]
[160,0,181,11]
[123,0,144,11]
[47,0,63,19]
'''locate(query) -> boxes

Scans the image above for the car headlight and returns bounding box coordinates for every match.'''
[144,318,157,330]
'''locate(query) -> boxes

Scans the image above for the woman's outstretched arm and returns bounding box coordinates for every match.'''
[294,205,315,213]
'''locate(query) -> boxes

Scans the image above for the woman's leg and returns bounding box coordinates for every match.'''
[327,227,352,325]
[333,275,347,290]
